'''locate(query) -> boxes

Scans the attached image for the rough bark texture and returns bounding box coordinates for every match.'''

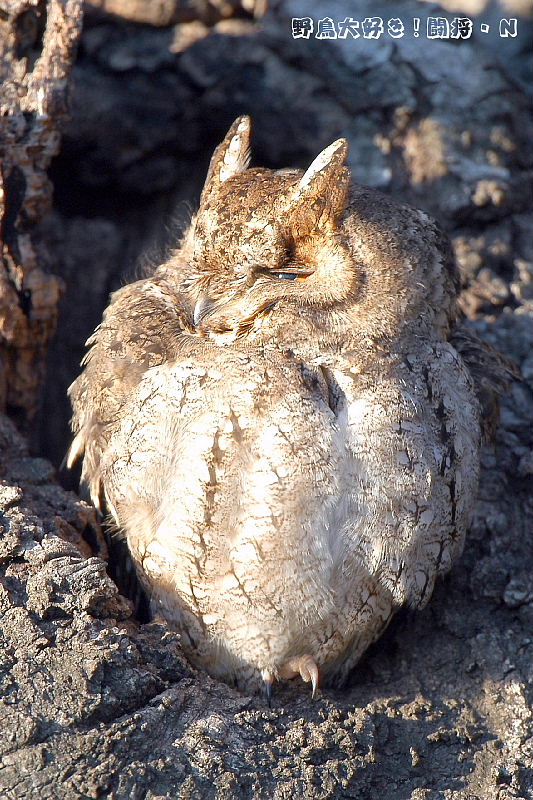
[83,0,267,26]
[0,0,83,426]
[1,0,532,797]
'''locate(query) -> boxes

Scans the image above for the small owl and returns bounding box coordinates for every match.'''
[69,117,497,698]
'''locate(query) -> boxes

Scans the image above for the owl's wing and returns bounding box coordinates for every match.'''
[68,275,194,508]
[450,325,519,441]
[336,341,482,611]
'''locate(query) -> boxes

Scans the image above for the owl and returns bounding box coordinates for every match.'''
[69,116,497,699]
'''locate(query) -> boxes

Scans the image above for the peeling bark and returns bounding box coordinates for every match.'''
[0,0,82,424]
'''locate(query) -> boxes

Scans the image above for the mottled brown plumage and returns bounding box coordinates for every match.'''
[69,117,502,696]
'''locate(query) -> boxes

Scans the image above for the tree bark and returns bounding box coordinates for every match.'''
[0,0,82,425]
[83,0,267,26]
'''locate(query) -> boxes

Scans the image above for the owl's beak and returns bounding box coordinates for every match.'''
[193,295,215,327]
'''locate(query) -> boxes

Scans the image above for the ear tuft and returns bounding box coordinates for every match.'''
[297,138,348,194]
[219,116,251,183]
[200,116,252,206]
[287,138,350,227]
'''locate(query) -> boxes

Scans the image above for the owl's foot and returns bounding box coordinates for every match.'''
[261,655,319,704]
[280,654,320,697]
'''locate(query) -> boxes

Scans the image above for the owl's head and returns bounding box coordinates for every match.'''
[181,116,358,338]
[178,117,456,349]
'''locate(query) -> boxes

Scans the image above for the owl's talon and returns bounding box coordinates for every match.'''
[300,655,320,698]
[262,670,274,707]
[310,664,319,699]
[280,654,319,697]
[265,681,273,708]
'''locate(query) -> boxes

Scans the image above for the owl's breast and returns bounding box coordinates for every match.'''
[101,340,480,685]
[103,348,346,597]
